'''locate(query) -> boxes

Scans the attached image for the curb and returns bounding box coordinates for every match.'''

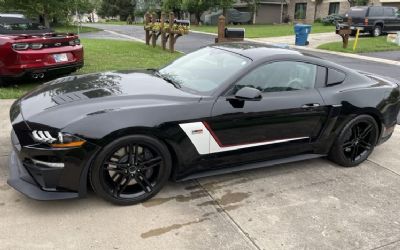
[104,30,145,43]
[245,38,400,66]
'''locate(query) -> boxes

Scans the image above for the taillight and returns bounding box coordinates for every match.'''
[69,38,81,46]
[364,18,369,25]
[12,43,43,50]
[12,43,29,50]
[31,43,43,50]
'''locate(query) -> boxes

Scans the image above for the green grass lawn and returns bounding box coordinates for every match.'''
[0,39,180,99]
[53,25,102,34]
[317,36,400,53]
[190,23,335,38]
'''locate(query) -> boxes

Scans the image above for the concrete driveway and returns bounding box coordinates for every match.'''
[1,99,400,249]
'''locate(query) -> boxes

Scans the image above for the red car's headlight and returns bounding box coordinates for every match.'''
[12,43,29,50]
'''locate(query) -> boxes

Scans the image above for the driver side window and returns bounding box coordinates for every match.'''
[235,61,317,93]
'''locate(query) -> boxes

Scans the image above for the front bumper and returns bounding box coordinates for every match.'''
[7,149,79,200]
[7,127,99,201]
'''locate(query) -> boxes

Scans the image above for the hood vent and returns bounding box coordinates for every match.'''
[52,92,88,105]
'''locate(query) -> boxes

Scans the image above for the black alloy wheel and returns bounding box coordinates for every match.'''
[91,135,171,205]
[329,115,379,167]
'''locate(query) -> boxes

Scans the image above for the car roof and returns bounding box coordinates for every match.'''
[0,13,25,18]
[209,42,306,61]
[0,16,31,24]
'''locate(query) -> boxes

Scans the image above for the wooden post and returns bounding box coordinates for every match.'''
[144,12,151,45]
[161,12,166,50]
[169,12,174,52]
[216,15,226,43]
[151,12,157,48]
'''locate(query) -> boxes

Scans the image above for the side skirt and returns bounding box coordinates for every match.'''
[177,154,326,182]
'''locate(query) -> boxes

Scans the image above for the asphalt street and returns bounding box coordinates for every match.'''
[83,23,400,80]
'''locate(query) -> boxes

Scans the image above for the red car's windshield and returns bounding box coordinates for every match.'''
[0,17,51,34]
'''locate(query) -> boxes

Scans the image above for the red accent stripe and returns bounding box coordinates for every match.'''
[202,121,224,147]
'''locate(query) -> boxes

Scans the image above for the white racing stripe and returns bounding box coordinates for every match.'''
[179,122,309,155]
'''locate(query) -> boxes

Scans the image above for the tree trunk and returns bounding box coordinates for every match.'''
[252,2,257,24]
[195,12,201,25]
[43,14,50,28]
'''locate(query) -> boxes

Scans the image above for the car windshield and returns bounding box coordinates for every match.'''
[0,17,49,34]
[158,47,251,95]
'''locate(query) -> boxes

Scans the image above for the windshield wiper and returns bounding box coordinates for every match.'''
[152,70,181,89]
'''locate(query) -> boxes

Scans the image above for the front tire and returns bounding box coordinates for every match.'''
[90,135,172,205]
[329,115,379,167]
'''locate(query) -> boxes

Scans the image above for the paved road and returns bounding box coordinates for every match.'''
[83,23,400,80]
[361,51,400,61]
[2,98,400,249]
[83,23,213,53]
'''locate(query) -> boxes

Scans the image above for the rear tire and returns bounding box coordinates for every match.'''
[371,25,382,37]
[328,115,379,167]
[90,135,172,205]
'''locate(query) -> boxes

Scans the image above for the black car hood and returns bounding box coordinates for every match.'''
[17,70,202,129]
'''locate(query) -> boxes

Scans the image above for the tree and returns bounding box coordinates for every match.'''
[242,0,259,24]
[162,0,183,19]
[98,0,136,21]
[215,0,234,17]
[0,0,94,27]
[182,0,212,24]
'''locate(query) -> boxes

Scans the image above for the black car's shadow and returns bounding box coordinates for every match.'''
[9,157,341,212]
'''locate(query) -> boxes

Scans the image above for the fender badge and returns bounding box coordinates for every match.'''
[191,129,203,135]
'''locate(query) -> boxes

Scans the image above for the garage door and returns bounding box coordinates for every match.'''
[256,4,283,24]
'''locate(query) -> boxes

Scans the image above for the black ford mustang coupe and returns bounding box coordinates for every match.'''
[8,43,400,205]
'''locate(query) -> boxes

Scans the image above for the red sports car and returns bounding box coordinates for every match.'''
[0,16,83,84]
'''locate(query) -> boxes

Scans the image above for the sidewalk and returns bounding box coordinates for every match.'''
[252,32,343,49]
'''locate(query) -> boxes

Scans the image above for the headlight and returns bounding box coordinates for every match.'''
[12,43,29,50]
[32,130,86,148]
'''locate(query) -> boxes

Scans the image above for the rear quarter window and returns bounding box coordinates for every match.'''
[368,7,384,17]
[384,7,395,17]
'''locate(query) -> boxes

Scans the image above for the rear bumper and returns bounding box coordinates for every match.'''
[2,61,84,79]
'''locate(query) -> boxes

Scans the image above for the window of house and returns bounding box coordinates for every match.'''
[328,3,340,15]
[235,61,317,93]
[295,3,307,19]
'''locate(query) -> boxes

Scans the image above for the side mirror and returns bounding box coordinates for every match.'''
[234,87,262,100]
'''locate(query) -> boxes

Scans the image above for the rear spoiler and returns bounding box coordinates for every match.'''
[8,32,77,40]
[358,70,400,87]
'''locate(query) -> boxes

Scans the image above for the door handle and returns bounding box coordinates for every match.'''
[302,103,320,108]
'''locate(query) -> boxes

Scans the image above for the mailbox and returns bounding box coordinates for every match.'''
[225,28,245,39]
[175,19,190,26]
[336,23,351,35]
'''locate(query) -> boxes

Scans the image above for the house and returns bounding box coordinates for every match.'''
[234,0,400,24]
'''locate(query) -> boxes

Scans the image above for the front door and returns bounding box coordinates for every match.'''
[206,60,329,164]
